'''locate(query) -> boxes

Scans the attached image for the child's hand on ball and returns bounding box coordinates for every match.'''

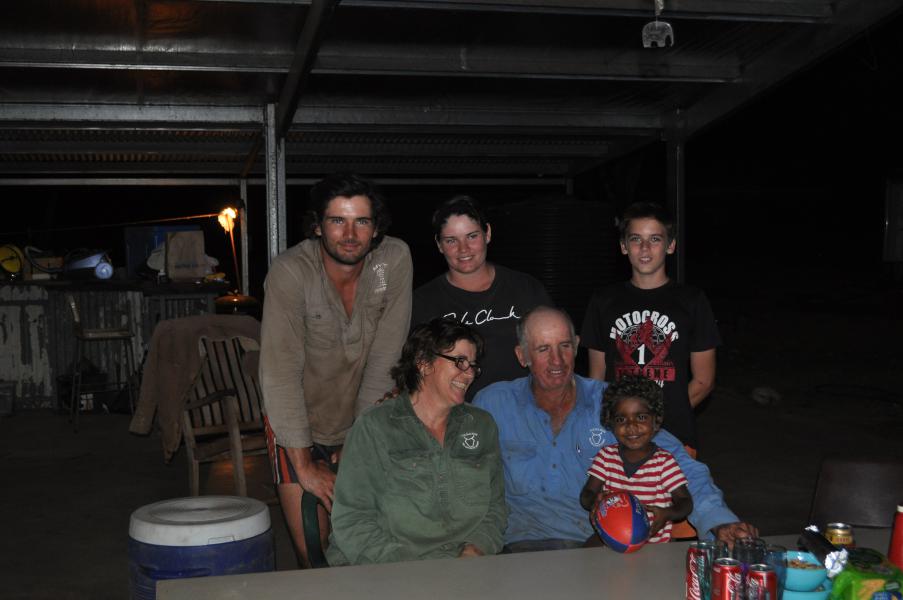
[646,505,668,536]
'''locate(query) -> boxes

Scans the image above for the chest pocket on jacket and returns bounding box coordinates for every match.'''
[304,305,336,349]
[360,295,387,344]
[451,448,491,507]
[500,440,538,496]
[387,449,432,493]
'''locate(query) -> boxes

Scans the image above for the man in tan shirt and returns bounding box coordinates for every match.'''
[259,173,413,567]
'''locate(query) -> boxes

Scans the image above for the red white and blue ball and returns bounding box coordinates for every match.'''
[590,491,650,553]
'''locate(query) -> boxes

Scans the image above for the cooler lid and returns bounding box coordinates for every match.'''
[129,495,270,547]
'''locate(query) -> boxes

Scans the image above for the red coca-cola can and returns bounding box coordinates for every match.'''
[711,557,743,600]
[686,541,716,600]
[745,563,777,600]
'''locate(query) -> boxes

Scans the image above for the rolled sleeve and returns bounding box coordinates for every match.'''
[355,241,413,414]
[652,429,739,538]
[259,256,313,449]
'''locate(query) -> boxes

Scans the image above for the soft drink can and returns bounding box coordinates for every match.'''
[825,523,854,547]
[746,563,777,600]
[712,557,744,600]
[686,541,716,600]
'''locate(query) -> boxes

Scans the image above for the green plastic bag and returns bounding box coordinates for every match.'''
[830,547,902,600]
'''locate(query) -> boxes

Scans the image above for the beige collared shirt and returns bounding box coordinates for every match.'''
[259,236,412,448]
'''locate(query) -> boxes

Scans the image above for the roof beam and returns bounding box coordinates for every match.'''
[283,157,579,175]
[0,48,288,73]
[274,0,340,138]
[0,103,263,128]
[0,176,567,186]
[0,99,660,133]
[285,137,612,157]
[289,97,662,132]
[199,0,832,22]
[0,44,738,83]
[314,43,738,82]
[684,0,903,136]
[0,141,254,155]
[0,162,251,175]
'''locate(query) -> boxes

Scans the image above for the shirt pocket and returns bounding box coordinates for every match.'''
[451,452,491,507]
[386,449,433,495]
[304,305,337,349]
[500,440,538,497]
[361,295,387,342]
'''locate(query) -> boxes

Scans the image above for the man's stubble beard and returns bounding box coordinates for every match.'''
[321,236,371,266]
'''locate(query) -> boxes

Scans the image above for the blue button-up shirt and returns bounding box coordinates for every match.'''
[474,375,738,544]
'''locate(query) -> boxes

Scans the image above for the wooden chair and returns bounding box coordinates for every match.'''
[180,335,267,497]
[808,456,903,529]
[66,294,136,432]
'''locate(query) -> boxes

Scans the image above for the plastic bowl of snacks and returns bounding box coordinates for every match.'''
[785,551,828,592]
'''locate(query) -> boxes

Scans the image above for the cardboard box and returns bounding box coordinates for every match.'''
[165,231,208,281]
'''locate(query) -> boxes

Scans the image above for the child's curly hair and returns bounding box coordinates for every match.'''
[601,375,665,428]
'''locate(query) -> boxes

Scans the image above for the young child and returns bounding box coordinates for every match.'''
[580,375,693,544]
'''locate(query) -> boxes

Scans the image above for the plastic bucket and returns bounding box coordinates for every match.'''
[128,496,274,600]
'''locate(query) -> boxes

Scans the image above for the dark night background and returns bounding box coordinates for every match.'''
[4,11,903,314]
[3,11,903,596]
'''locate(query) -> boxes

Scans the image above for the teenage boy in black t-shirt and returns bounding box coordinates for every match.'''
[581,202,719,451]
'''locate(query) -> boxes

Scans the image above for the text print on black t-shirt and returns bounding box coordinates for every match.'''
[442,305,519,326]
[609,309,679,386]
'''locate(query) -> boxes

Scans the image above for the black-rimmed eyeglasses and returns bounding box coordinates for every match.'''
[434,353,482,378]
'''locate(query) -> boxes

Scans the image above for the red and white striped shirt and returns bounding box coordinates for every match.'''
[587,445,688,543]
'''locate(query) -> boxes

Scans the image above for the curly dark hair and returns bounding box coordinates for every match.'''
[390,318,485,395]
[601,375,665,428]
[306,172,392,248]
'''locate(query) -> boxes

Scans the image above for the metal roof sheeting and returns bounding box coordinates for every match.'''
[0,0,900,178]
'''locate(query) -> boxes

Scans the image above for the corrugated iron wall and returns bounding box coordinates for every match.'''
[0,285,53,405]
[0,285,217,410]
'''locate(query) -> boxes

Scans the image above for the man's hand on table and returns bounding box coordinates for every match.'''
[459,544,485,558]
[712,522,759,548]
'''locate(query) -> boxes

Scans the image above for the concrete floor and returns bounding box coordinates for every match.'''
[0,411,297,600]
[2,289,902,599]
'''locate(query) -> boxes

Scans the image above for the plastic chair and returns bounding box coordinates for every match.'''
[67,294,136,432]
[807,456,903,529]
[181,335,267,497]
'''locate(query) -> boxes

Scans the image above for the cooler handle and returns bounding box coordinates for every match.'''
[140,566,211,580]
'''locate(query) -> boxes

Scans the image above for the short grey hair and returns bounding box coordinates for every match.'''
[516,305,576,355]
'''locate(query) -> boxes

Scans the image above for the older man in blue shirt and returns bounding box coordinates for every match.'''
[474,306,757,550]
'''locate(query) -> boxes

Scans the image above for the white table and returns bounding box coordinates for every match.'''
[157,529,890,600]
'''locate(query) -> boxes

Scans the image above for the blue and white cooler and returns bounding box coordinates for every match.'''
[128,495,274,600]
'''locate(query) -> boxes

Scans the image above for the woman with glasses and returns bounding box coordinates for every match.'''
[326,317,508,565]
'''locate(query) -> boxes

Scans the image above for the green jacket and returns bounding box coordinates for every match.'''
[326,393,508,565]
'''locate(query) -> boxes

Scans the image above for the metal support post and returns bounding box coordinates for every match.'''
[665,131,686,284]
[239,178,250,296]
[264,103,287,265]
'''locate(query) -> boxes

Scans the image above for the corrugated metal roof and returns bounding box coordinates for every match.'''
[0,0,900,178]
